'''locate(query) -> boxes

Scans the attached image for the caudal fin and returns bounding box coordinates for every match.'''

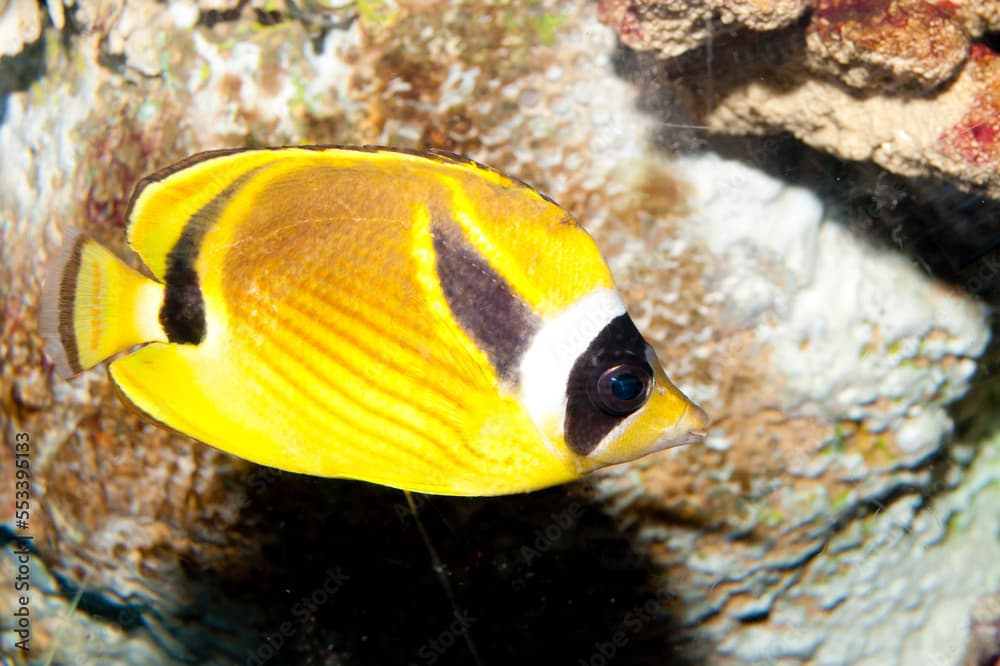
[39,229,166,378]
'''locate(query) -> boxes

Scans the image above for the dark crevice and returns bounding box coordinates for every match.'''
[198,3,246,29]
[254,7,284,27]
[980,32,1000,54]
[194,477,704,666]
[612,32,1000,304]
[0,36,47,125]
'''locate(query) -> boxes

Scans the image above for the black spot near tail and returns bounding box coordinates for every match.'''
[159,169,261,345]
[160,233,207,345]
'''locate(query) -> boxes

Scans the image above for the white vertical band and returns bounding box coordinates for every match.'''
[518,288,626,441]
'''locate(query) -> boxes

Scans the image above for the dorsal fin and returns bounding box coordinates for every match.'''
[125,148,288,280]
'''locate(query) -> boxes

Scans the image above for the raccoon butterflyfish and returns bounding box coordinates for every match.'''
[40,145,708,496]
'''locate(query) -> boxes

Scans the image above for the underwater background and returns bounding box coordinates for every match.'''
[2,0,1000,664]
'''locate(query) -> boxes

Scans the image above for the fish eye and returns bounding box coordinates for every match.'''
[590,359,654,416]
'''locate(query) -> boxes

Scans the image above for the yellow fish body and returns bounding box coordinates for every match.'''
[40,146,707,496]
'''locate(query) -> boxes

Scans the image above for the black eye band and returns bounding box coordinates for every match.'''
[564,315,654,456]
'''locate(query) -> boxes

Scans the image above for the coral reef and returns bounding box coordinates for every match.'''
[592,150,995,664]
[1,1,998,665]
[600,0,1000,198]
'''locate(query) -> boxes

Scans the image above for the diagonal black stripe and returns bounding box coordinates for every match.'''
[431,212,540,385]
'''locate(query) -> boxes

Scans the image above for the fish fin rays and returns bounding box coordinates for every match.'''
[40,231,166,378]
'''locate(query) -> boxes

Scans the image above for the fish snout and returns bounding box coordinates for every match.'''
[682,403,709,441]
[643,402,710,455]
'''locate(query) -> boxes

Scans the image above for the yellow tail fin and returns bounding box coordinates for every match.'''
[40,229,167,378]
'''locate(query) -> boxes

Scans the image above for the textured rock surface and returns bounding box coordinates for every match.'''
[964,587,1000,665]
[1,1,998,665]
[597,0,811,57]
[600,0,1000,198]
[591,151,994,664]
[806,0,971,90]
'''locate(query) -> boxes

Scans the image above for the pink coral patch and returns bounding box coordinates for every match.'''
[938,50,1000,166]
[971,43,997,61]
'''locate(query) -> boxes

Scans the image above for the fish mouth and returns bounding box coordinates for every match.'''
[643,404,710,455]
[587,398,711,470]
[676,429,707,446]
[645,428,705,455]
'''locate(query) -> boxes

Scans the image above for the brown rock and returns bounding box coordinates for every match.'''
[601,0,1000,195]
[597,0,810,57]
[806,0,969,90]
